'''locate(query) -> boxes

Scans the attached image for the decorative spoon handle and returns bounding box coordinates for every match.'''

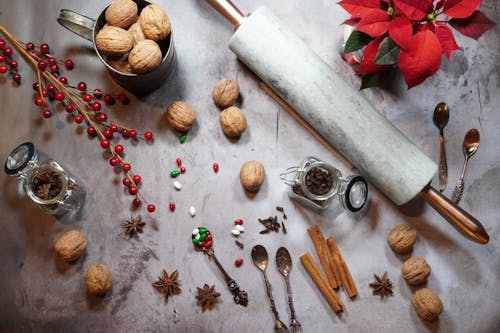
[438,132,448,192]
[285,278,301,332]
[451,178,464,204]
[261,270,288,332]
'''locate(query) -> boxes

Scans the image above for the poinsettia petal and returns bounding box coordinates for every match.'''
[343,17,361,26]
[435,0,446,11]
[416,22,435,32]
[356,9,390,37]
[398,30,442,88]
[434,23,460,58]
[338,0,381,18]
[388,16,412,50]
[449,10,496,40]
[394,0,432,21]
[357,38,390,75]
[443,0,481,19]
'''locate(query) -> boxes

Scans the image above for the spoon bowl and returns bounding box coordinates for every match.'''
[463,128,480,157]
[433,102,450,192]
[252,244,269,271]
[433,102,450,130]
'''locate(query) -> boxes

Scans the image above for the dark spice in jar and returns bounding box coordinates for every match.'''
[305,166,333,195]
[32,171,63,200]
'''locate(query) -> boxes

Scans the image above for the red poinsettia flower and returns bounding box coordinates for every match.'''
[339,0,496,89]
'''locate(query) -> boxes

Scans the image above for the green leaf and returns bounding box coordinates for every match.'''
[360,69,392,90]
[344,30,372,53]
[375,36,400,65]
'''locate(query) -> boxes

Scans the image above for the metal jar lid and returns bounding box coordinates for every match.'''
[4,142,36,176]
[340,175,368,212]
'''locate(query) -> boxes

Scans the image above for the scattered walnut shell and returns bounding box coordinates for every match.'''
[387,223,417,254]
[128,39,162,74]
[54,230,87,262]
[85,264,112,296]
[412,288,443,321]
[105,0,138,29]
[140,4,171,41]
[240,160,265,192]
[401,256,431,285]
[95,26,134,57]
[128,21,145,45]
[166,101,197,132]
[219,106,247,138]
[212,79,240,109]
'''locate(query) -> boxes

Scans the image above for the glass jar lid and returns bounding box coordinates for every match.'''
[340,175,368,212]
[4,142,36,176]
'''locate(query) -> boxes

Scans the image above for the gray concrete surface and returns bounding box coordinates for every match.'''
[0,1,499,332]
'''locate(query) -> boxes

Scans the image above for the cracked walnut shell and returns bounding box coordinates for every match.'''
[401,256,431,285]
[129,39,162,74]
[219,106,247,138]
[166,101,197,132]
[140,4,171,41]
[240,160,265,192]
[387,223,417,254]
[95,26,134,57]
[85,264,112,296]
[212,79,240,109]
[412,288,443,321]
[105,0,138,29]
[54,230,87,262]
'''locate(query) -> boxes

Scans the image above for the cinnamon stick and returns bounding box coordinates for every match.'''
[299,252,344,313]
[327,236,358,298]
[307,225,339,289]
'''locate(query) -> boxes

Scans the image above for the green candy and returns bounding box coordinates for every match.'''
[170,170,180,177]
[198,227,208,234]
[192,236,200,244]
[179,134,187,143]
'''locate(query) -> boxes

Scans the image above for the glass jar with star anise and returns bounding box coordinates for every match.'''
[4,142,84,215]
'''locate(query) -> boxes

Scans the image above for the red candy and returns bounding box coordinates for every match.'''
[234,219,244,225]
[235,258,243,267]
[213,162,219,173]
[169,202,175,212]
[176,158,182,167]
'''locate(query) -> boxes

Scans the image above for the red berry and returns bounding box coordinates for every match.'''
[123,177,131,186]
[109,124,119,132]
[11,73,21,83]
[169,202,175,211]
[32,82,39,91]
[180,167,186,174]
[144,131,153,140]
[47,83,56,91]
[82,94,92,102]
[42,109,51,118]
[213,162,219,173]
[87,126,97,136]
[100,139,110,148]
[59,76,68,84]
[103,129,113,139]
[65,104,74,112]
[91,101,102,111]
[109,156,120,166]
[0,54,4,62]
[64,59,74,70]
[147,204,156,213]
[128,186,138,195]
[121,129,129,137]
[9,59,18,68]
[234,219,243,225]
[35,97,44,106]
[41,89,48,97]
[50,65,59,73]
[97,113,107,122]
[74,115,83,123]
[133,198,141,206]
[132,174,141,184]
[77,82,87,91]
[3,47,13,56]
[93,89,102,98]
[129,130,137,139]
[25,42,35,50]
[122,163,131,171]
[114,144,124,154]
[37,59,47,70]
[0,65,7,73]
[47,57,56,66]
[117,93,130,104]
[234,258,243,267]
[29,50,39,58]
[176,158,182,167]
[0,39,5,49]
[103,94,115,105]
[40,43,50,54]
[55,91,65,101]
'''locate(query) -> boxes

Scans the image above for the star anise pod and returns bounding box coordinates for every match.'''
[152,269,181,301]
[196,284,221,311]
[36,183,51,200]
[369,271,393,299]
[122,215,145,236]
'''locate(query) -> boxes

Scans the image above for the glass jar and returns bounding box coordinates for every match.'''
[4,142,85,215]
[280,156,368,212]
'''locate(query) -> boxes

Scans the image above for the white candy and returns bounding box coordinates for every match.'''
[235,225,244,232]
[189,206,196,217]
[231,229,241,236]
[173,181,182,191]
[192,228,200,236]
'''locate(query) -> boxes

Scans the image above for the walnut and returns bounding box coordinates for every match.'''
[212,79,240,109]
[166,101,197,132]
[411,288,443,321]
[219,106,247,138]
[401,256,431,285]
[95,26,134,57]
[140,4,171,41]
[387,223,417,254]
[240,160,265,192]
[105,0,138,29]
[128,21,145,45]
[107,59,133,74]
[128,39,162,74]
[85,264,112,296]
[54,230,87,262]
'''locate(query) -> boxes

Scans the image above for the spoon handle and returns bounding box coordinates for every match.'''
[438,132,448,192]
[451,178,464,204]
[262,271,288,332]
[285,278,301,331]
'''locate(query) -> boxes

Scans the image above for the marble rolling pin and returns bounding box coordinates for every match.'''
[205,0,489,244]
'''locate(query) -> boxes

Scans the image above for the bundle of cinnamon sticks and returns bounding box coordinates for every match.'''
[299,225,357,313]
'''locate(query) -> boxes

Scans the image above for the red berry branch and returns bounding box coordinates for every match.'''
[0,24,156,213]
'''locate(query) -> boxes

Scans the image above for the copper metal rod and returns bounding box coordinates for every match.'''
[205,0,246,28]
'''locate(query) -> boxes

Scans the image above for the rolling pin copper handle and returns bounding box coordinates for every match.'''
[205,0,246,28]
[421,185,489,244]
